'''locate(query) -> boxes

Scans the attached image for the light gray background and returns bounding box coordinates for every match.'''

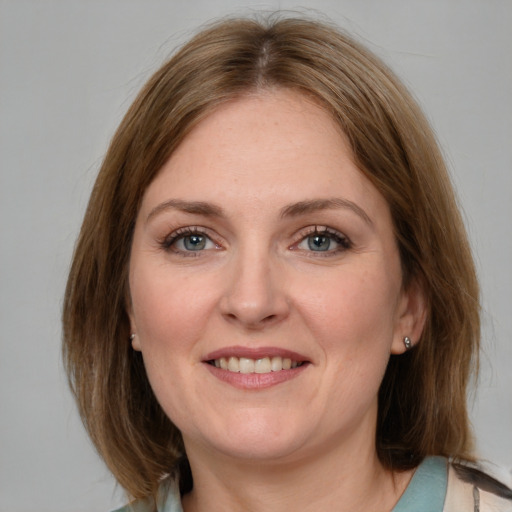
[1,1,511,510]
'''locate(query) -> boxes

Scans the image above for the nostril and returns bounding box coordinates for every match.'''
[222,311,279,330]
[219,284,290,327]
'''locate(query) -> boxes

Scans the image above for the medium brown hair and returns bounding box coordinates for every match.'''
[63,15,480,499]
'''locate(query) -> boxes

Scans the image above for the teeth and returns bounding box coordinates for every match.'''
[239,357,254,374]
[211,356,303,374]
[228,356,239,372]
[270,356,283,371]
[254,357,271,374]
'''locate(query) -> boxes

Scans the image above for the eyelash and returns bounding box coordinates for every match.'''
[159,225,352,257]
[159,226,219,256]
[292,226,352,256]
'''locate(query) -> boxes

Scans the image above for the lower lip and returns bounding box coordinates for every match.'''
[204,363,309,390]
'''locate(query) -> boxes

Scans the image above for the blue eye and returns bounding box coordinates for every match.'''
[163,228,218,254]
[307,234,332,251]
[181,234,207,251]
[296,229,350,254]
[174,233,216,251]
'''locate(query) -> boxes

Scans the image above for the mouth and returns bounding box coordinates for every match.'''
[206,356,306,374]
[203,347,310,389]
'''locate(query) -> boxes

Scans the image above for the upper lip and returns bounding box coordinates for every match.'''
[203,346,309,362]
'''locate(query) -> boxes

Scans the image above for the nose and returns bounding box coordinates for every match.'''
[219,244,290,330]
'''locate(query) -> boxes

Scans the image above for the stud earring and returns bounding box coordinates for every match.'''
[403,336,413,351]
[130,333,136,342]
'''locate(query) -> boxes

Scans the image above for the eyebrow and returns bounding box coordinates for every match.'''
[146,197,372,226]
[146,199,224,223]
[280,198,372,226]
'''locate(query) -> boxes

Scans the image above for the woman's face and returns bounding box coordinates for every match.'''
[128,89,423,464]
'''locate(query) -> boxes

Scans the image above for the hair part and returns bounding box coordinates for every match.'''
[63,14,480,499]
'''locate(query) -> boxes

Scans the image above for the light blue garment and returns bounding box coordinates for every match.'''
[113,456,447,512]
[392,457,448,512]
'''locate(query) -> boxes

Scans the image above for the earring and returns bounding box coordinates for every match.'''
[130,333,136,342]
[403,336,413,351]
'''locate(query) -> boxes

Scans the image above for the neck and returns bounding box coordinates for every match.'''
[181,430,412,512]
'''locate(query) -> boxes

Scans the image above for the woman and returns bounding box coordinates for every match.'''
[62,16,512,511]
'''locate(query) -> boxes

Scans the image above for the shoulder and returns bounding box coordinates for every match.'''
[444,462,512,512]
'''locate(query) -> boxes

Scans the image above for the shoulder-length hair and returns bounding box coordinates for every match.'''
[63,15,479,499]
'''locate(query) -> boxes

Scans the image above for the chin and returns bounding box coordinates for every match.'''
[207,438,308,464]
[185,412,314,463]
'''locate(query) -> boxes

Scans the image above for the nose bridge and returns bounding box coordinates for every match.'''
[220,235,288,327]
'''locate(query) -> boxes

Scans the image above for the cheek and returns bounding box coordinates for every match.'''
[292,263,402,402]
[128,264,217,420]
[297,267,400,415]
[296,267,400,340]
[129,262,217,358]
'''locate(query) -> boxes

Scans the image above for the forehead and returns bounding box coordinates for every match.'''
[140,88,386,218]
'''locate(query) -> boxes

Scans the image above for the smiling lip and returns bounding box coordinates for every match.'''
[203,346,310,390]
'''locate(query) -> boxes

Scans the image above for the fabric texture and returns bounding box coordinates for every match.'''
[111,457,512,512]
[392,456,447,512]
[444,464,512,512]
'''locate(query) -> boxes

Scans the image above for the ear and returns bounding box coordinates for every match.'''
[390,277,427,355]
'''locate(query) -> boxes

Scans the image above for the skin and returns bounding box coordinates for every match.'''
[128,89,426,512]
